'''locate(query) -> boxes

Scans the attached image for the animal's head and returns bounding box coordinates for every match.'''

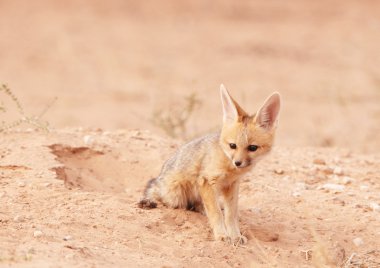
[219,84,281,169]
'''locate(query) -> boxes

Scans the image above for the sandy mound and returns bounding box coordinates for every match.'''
[0,129,379,267]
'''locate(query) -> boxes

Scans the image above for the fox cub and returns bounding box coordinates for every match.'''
[139,85,281,244]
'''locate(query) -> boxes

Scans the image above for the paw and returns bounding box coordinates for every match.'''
[231,235,248,245]
[213,229,230,243]
[215,233,231,243]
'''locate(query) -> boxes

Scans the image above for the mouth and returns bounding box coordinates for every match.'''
[233,161,255,169]
[234,163,250,169]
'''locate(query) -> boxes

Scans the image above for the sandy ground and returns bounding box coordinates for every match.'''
[1,0,380,267]
[0,129,379,267]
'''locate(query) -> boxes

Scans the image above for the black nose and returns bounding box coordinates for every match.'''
[235,161,242,167]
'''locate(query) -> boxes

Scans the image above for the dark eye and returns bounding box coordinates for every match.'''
[248,145,259,152]
[229,143,237,149]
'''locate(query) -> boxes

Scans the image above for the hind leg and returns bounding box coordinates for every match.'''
[160,175,193,209]
[139,173,193,210]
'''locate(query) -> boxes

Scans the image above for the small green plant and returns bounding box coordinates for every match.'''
[151,92,201,139]
[0,84,56,132]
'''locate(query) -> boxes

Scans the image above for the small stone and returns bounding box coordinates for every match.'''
[13,215,25,222]
[369,202,380,212]
[313,158,326,165]
[333,167,344,176]
[331,198,345,206]
[318,183,345,193]
[250,207,262,214]
[282,175,290,181]
[341,176,354,185]
[83,135,94,145]
[291,166,298,172]
[43,182,51,187]
[360,185,369,191]
[274,168,284,175]
[322,167,334,175]
[0,192,5,198]
[353,237,364,247]
[292,192,301,197]
[295,182,308,190]
[18,182,26,187]
[307,173,327,184]
[33,230,43,237]
[63,235,73,241]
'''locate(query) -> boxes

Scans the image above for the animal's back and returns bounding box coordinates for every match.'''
[160,132,221,178]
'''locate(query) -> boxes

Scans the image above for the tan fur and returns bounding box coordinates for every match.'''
[139,85,281,245]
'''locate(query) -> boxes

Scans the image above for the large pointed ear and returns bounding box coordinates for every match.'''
[256,92,281,130]
[220,84,239,123]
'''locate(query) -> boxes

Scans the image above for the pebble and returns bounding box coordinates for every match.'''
[307,173,327,184]
[291,166,298,172]
[295,182,308,190]
[63,235,73,241]
[313,158,326,165]
[18,182,26,187]
[292,192,301,197]
[340,176,354,185]
[360,185,369,191]
[33,230,43,237]
[250,207,262,214]
[322,167,334,175]
[353,237,364,247]
[274,168,284,175]
[369,202,380,212]
[0,192,5,198]
[282,175,290,181]
[333,167,344,176]
[13,215,25,222]
[83,135,94,145]
[331,198,345,206]
[318,183,345,193]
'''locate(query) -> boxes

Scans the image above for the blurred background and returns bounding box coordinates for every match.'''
[1,0,379,152]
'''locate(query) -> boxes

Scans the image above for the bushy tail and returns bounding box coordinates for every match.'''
[138,178,159,209]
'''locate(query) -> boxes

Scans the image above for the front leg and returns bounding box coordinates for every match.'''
[198,179,228,242]
[221,180,247,245]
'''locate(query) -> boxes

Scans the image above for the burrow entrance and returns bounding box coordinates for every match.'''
[49,144,129,193]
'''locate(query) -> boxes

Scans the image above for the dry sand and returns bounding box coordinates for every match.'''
[1,0,380,267]
[1,129,379,267]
